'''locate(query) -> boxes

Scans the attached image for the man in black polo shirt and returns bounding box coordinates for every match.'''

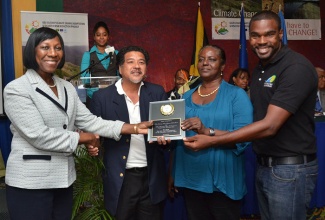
[182,10,318,220]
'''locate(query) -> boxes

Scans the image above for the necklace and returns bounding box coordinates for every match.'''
[198,85,220,97]
[48,77,56,88]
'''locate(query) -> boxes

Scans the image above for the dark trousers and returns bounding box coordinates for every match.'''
[6,184,73,220]
[115,168,163,220]
[183,188,241,220]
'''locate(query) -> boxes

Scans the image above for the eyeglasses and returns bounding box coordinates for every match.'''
[319,76,325,80]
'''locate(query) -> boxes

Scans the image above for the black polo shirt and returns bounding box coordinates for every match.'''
[250,46,318,157]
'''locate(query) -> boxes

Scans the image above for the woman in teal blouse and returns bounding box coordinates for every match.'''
[170,45,253,219]
[80,21,118,106]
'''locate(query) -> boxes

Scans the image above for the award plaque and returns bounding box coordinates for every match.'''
[148,99,185,141]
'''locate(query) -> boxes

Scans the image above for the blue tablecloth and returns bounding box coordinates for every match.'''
[241,144,259,215]
[310,121,325,208]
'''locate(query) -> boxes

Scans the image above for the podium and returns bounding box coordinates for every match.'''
[69,76,119,102]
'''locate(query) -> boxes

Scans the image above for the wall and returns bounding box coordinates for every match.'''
[63,0,325,92]
[63,0,198,91]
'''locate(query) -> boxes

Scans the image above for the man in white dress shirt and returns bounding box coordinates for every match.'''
[90,46,168,220]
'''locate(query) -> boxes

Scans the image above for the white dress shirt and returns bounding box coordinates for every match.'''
[115,79,147,168]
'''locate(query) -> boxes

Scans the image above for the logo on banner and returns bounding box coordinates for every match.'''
[25,20,40,35]
[214,21,229,35]
[24,20,67,35]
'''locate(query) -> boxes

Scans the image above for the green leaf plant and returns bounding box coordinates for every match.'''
[72,145,114,220]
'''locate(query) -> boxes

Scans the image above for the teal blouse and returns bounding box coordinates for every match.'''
[80,45,118,98]
[173,80,253,200]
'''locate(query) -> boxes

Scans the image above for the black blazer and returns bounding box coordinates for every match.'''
[90,81,168,215]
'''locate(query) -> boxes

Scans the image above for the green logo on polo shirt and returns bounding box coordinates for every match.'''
[264,75,276,88]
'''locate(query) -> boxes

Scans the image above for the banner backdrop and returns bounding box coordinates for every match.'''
[20,11,88,78]
[211,0,321,40]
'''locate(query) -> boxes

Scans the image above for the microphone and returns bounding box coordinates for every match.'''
[67,47,115,82]
[105,46,115,59]
[67,46,115,82]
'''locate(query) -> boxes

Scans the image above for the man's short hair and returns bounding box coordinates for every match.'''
[249,10,281,31]
[116,46,150,66]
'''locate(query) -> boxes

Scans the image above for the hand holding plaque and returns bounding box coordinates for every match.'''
[148,99,185,141]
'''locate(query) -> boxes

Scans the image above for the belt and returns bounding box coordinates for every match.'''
[257,154,316,167]
[126,167,148,172]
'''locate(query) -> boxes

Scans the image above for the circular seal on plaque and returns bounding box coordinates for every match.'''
[160,104,174,116]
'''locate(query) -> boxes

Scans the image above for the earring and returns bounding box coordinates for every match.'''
[221,72,223,76]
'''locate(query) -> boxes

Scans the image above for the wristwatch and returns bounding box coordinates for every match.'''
[209,127,215,136]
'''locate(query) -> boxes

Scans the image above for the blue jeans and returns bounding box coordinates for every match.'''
[255,159,318,220]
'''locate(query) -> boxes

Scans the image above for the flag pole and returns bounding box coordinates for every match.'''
[278,4,288,45]
[189,1,207,77]
[239,2,248,69]
[180,1,209,94]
